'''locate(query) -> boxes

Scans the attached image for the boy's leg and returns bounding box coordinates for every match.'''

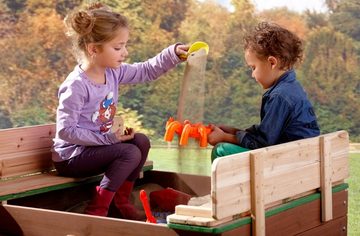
[211,142,249,162]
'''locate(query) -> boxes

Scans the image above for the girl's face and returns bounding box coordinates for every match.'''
[245,49,281,89]
[95,27,129,69]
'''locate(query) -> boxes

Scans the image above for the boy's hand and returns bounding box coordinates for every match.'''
[218,125,240,135]
[115,127,135,142]
[208,124,238,146]
[208,125,226,146]
[175,44,190,60]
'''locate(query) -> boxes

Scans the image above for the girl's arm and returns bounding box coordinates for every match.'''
[112,44,185,84]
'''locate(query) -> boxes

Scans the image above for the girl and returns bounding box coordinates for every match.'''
[52,2,188,220]
[208,22,320,162]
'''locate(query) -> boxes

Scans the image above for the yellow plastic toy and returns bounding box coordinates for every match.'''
[180,41,209,60]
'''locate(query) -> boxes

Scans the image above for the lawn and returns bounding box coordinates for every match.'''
[348,153,360,235]
[149,148,360,235]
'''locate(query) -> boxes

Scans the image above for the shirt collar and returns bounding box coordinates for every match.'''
[265,69,296,94]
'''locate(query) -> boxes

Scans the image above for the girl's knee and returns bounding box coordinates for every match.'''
[121,144,142,166]
[134,133,150,147]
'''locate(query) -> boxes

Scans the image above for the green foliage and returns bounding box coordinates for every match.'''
[328,0,360,41]
[116,104,155,136]
[0,107,12,128]
[348,153,360,235]
[304,10,329,29]
[300,27,360,141]
[11,103,51,127]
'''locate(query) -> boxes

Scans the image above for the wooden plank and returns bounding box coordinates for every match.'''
[0,205,178,236]
[0,124,55,156]
[296,216,347,236]
[167,213,236,227]
[212,155,347,220]
[0,172,94,198]
[0,116,126,179]
[266,186,348,235]
[0,160,153,201]
[320,135,333,221]
[175,205,212,218]
[168,185,348,233]
[250,152,265,236]
[211,131,349,220]
[0,148,53,179]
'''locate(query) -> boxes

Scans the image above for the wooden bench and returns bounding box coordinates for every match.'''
[167,130,349,235]
[0,117,153,202]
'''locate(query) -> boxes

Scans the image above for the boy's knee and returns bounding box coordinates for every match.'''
[211,143,227,162]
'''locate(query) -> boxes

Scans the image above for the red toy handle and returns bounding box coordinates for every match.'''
[140,189,157,223]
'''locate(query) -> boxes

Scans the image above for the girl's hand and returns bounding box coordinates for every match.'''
[175,44,189,60]
[115,127,135,142]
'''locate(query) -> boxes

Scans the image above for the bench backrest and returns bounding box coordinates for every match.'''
[0,117,124,179]
[0,124,55,179]
[211,130,349,219]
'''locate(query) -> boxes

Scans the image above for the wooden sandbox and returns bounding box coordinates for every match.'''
[0,124,349,235]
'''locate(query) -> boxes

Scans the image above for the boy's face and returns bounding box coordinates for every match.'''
[245,49,281,89]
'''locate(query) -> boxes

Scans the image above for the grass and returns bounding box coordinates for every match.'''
[149,148,360,234]
[348,153,360,235]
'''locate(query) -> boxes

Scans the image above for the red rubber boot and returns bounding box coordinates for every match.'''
[113,181,145,220]
[84,186,115,217]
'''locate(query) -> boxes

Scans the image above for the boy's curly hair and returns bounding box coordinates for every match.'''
[244,22,303,70]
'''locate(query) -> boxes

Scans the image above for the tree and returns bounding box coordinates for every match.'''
[258,8,309,39]
[0,2,75,126]
[328,0,360,41]
[300,27,360,140]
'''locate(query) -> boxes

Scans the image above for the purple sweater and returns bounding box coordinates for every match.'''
[52,44,181,162]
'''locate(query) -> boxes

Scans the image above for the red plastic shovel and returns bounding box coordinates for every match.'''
[139,189,157,223]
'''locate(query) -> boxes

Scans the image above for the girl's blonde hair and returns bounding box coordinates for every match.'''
[64,2,128,61]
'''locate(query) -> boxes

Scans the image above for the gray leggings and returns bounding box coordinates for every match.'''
[54,133,150,192]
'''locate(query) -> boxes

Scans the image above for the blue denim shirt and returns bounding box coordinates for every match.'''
[236,70,320,149]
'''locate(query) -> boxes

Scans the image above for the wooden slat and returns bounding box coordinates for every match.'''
[0,124,55,156]
[0,148,53,179]
[175,205,212,218]
[0,116,125,179]
[168,185,348,231]
[320,135,333,221]
[167,212,235,227]
[0,205,178,236]
[0,160,153,200]
[0,172,90,197]
[211,130,349,220]
[250,152,265,236]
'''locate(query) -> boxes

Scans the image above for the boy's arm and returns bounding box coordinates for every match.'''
[208,125,238,146]
[236,95,291,149]
[218,125,241,135]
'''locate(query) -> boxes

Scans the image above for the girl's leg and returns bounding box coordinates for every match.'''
[54,142,142,217]
[54,142,142,191]
[124,133,151,181]
[211,142,249,163]
[113,133,150,220]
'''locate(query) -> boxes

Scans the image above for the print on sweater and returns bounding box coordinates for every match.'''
[91,92,116,133]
